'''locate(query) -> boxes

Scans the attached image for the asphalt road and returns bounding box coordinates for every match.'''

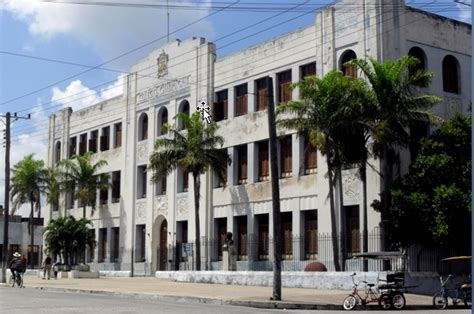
[0,287,471,314]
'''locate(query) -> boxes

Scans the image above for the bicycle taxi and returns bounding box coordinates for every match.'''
[433,256,471,309]
[342,251,414,310]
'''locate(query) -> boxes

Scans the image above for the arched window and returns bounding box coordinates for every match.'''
[408,47,427,87]
[138,113,148,141]
[340,50,357,78]
[178,100,190,130]
[157,107,168,136]
[442,55,460,94]
[55,141,61,163]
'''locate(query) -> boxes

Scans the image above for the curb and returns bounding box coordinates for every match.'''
[8,285,437,311]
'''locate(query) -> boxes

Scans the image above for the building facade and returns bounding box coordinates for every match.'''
[44,0,471,274]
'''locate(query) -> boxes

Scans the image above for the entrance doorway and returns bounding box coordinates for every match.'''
[159,219,168,270]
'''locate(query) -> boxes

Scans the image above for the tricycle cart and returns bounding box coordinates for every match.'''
[433,256,471,309]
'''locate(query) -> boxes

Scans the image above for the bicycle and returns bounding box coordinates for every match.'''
[8,271,24,288]
[433,274,472,309]
[342,273,391,310]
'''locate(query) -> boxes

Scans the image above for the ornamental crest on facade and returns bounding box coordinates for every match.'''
[157,51,169,78]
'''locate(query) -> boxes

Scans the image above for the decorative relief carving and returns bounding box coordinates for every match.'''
[154,196,168,219]
[176,196,188,216]
[135,201,146,220]
[446,96,462,118]
[343,173,359,199]
[137,142,148,162]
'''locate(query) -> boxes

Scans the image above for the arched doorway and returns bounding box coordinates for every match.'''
[159,219,168,270]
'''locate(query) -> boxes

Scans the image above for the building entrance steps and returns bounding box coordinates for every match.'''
[16,276,434,310]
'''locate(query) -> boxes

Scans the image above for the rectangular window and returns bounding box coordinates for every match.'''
[281,212,293,259]
[304,137,317,174]
[89,130,98,153]
[177,221,188,244]
[87,229,95,262]
[215,218,227,261]
[237,145,248,185]
[258,141,269,181]
[280,136,292,177]
[345,206,360,255]
[214,149,228,188]
[112,171,121,203]
[136,224,146,262]
[235,84,248,116]
[182,169,189,193]
[112,227,120,262]
[79,133,87,155]
[99,228,107,262]
[300,62,316,79]
[99,186,108,205]
[236,216,248,261]
[114,122,122,148]
[66,182,75,209]
[137,166,147,199]
[100,126,110,151]
[257,214,269,260]
[69,136,77,158]
[304,210,318,259]
[255,78,269,111]
[214,90,228,121]
[156,175,167,196]
[278,70,292,104]
[27,245,39,268]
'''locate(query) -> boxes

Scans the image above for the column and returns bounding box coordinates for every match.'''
[227,86,235,119]
[292,133,300,177]
[247,80,255,113]
[291,65,299,101]
[228,147,236,186]
[292,210,302,261]
[248,142,257,184]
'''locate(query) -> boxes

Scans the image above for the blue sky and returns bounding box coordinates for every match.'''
[0,0,471,216]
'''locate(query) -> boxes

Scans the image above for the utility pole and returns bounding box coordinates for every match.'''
[1,112,30,283]
[267,77,282,301]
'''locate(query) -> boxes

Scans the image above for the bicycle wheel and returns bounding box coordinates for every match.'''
[9,275,15,287]
[433,292,448,309]
[378,294,392,310]
[391,292,406,310]
[342,295,357,310]
[17,275,23,288]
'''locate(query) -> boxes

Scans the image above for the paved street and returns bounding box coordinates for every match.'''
[0,287,471,314]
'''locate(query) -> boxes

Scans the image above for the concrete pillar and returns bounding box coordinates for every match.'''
[247,80,255,113]
[292,133,300,177]
[247,213,255,262]
[268,209,274,262]
[228,147,236,186]
[292,210,302,261]
[227,86,235,119]
[291,65,299,100]
[248,142,257,184]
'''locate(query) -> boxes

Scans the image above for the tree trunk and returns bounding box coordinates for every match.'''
[327,158,341,271]
[381,145,393,270]
[83,205,86,219]
[361,159,368,271]
[29,200,35,269]
[193,173,201,271]
[267,76,282,300]
[336,163,345,271]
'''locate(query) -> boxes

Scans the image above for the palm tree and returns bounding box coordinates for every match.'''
[44,167,62,215]
[347,56,441,247]
[149,112,231,271]
[10,154,48,269]
[277,71,372,271]
[59,152,110,218]
[43,216,95,266]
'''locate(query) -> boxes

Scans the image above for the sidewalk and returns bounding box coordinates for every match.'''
[18,275,434,310]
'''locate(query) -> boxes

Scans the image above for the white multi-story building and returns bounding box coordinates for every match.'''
[45,0,471,274]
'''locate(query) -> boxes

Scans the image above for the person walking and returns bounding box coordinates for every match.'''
[42,254,52,280]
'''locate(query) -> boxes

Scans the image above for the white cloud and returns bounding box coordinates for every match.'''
[51,75,123,111]
[454,2,472,23]
[2,0,215,60]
